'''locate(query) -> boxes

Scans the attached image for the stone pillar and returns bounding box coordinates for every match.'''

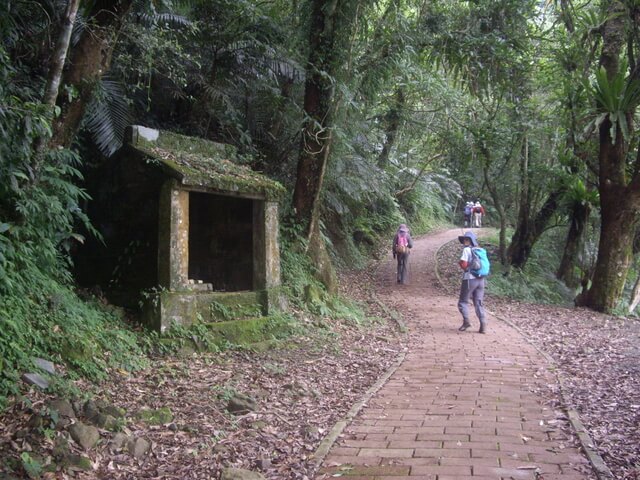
[253,201,282,313]
[264,201,281,289]
[158,179,189,290]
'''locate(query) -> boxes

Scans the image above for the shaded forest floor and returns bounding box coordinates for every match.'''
[0,266,407,480]
[1,231,639,479]
[437,239,640,479]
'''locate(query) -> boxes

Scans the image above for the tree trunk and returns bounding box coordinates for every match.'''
[507,189,562,269]
[293,0,359,238]
[292,0,360,289]
[32,0,81,174]
[580,1,640,312]
[377,88,405,168]
[506,132,563,268]
[308,221,338,294]
[292,0,339,236]
[506,133,568,269]
[506,135,531,268]
[580,121,639,311]
[43,0,81,108]
[557,202,590,288]
[580,184,637,311]
[50,0,133,148]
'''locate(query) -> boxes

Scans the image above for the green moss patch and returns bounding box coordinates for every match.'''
[205,316,296,346]
[132,129,285,200]
[135,407,173,425]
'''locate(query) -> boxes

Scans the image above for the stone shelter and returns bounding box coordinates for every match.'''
[75,126,285,332]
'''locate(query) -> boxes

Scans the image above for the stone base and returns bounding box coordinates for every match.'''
[142,289,285,332]
[205,316,295,346]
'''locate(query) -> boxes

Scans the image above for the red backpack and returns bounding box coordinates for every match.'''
[396,233,409,254]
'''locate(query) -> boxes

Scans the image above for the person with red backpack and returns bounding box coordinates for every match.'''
[472,201,485,227]
[392,224,413,284]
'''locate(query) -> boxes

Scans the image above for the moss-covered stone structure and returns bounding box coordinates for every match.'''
[75,126,285,332]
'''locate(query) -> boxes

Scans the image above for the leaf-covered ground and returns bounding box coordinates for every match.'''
[437,239,640,480]
[3,236,639,479]
[0,266,406,480]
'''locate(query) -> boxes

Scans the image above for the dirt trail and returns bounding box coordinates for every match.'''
[315,229,597,479]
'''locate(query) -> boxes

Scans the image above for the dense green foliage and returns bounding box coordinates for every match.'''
[0,43,147,408]
[3,0,640,408]
[487,230,576,306]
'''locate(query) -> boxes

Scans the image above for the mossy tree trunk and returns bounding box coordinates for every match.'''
[292,0,360,289]
[293,0,339,236]
[50,0,133,148]
[579,1,640,312]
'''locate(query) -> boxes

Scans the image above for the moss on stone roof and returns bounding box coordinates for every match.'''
[129,127,285,200]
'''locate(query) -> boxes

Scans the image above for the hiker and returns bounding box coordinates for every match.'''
[457,231,488,334]
[472,201,485,228]
[463,202,473,228]
[392,224,413,284]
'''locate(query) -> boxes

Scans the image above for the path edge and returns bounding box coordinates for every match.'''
[309,351,406,471]
[434,239,614,480]
[372,297,408,333]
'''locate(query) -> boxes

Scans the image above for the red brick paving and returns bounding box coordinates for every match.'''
[315,230,597,479]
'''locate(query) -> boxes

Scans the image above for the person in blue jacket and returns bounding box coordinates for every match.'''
[457,231,487,333]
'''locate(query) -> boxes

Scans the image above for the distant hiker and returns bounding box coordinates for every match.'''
[472,201,485,228]
[392,224,413,284]
[457,231,490,334]
[463,202,473,228]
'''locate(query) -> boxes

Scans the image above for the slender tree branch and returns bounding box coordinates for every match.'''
[394,154,443,197]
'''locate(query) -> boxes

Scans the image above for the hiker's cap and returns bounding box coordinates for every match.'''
[458,231,479,247]
[398,223,409,233]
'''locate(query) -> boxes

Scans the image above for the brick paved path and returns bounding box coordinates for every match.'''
[316,229,596,479]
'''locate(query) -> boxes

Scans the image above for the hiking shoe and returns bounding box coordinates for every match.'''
[458,323,471,331]
[478,324,486,334]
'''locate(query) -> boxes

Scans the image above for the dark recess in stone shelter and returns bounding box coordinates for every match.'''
[188,192,253,291]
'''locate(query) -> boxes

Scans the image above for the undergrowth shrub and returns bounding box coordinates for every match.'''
[0,47,147,409]
[280,220,321,309]
[487,230,575,306]
[0,284,148,405]
[279,217,372,325]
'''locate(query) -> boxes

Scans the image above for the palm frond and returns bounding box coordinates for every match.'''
[83,77,131,157]
[136,12,191,28]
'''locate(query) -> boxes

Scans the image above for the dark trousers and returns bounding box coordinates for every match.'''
[397,252,410,284]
